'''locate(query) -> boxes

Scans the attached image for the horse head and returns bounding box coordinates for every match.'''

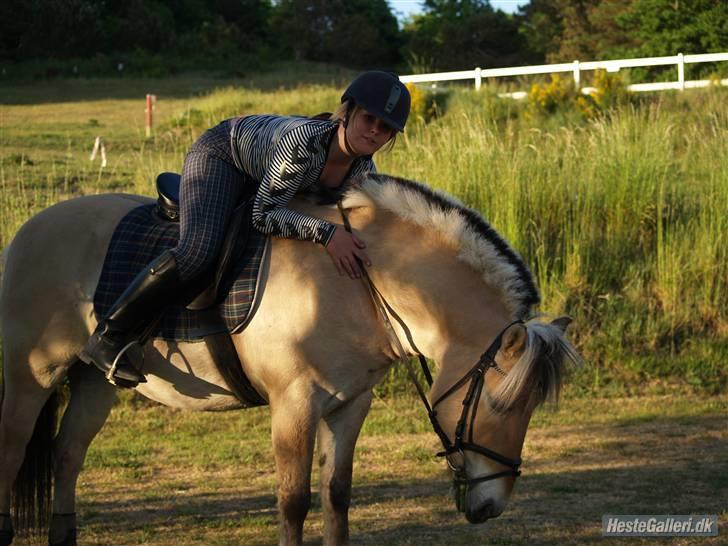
[431,317,579,523]
[341,175,582,524]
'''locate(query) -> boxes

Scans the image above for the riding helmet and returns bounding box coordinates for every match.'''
[341,71,411,132]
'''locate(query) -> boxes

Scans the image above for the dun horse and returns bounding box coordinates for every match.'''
[0,174,579,546]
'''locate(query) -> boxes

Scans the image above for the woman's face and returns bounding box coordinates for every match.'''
[346,108,396,155]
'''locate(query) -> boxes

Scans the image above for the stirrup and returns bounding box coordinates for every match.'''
[106,340,145,386]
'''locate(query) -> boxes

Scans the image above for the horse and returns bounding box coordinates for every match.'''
[0,174,580,546]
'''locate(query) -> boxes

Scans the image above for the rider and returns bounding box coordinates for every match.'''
[79,70,411,387]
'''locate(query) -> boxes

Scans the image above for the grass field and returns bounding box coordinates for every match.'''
[14,394,723,545]
[1,69,726,395]
[1,68,727,544]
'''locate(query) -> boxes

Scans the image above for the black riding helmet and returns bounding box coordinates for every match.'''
[341,71,411,132]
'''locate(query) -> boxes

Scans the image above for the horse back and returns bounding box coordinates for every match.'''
[1,194,150,377]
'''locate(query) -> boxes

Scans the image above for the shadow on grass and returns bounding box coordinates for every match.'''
[53,411,725,544]
[0,66,355,105]
[73,460,726,545]
[0,77,242,105]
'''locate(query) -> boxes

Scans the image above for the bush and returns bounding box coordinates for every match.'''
[527,73,578,118]
[578,70,633,118]
[528,71,633,120]
[447,85,525,125]
[405,83,448,124]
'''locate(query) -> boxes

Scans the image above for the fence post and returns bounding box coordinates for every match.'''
[475,67,482,91]
[677,52,685,91]
[145,94,154,137]
[573,60,581,91]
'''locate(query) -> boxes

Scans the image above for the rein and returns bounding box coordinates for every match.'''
[337,203,523,509]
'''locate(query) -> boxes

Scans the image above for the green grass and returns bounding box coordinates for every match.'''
[1,69,727,396]
[50,394,727,545]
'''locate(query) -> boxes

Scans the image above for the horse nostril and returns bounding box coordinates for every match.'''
[465,502,494,524]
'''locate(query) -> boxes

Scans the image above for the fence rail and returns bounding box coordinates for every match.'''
[399,52,728,98]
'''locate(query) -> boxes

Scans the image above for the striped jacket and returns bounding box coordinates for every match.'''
[230,115,376,245]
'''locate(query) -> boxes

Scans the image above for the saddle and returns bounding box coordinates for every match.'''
[112,172,267,406]
[156,172,250,311]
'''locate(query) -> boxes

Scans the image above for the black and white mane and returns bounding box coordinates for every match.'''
[344,174,540,319]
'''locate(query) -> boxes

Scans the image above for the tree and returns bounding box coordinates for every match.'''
[517,0,565,62]
[616,0,728,57]
[401,0,527,71]
[271,0,401,68]
[519,0,727,63]
[0,0,35,60]
[6,0,104,59]
[100,0,176,54]
[0,0,273,62]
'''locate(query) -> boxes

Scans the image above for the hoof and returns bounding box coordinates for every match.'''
[0,514,13,546]
[49,528,77,546]
[0,530,14,546]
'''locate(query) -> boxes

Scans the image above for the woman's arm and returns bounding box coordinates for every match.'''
[251,125,337,245]
[252,123,373,278]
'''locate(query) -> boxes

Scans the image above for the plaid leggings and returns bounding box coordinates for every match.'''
[171,119,251,281]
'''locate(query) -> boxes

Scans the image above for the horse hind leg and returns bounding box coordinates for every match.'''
[50,364,116,546]
[0,363,60,545]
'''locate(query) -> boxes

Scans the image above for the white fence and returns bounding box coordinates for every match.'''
[399,52,728,99]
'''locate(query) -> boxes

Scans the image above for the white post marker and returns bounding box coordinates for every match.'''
[100,140,107,168]
[90,136,100,161]
[475,67,482,91]
[90,136,107,168]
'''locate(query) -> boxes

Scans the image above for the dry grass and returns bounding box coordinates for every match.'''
[16,394,724,545]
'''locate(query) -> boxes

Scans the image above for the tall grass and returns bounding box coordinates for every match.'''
[1,76,726,395]
[378,89,727,394]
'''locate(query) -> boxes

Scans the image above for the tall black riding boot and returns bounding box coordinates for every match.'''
[79,250,181,387]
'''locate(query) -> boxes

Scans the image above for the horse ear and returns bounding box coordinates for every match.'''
[501,323,527,358]
[551,316,573,333]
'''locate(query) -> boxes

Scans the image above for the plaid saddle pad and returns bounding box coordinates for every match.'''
[93,204,268,341]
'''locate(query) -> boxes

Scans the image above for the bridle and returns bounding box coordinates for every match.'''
[427,321,523,511]
[337,203,523,511]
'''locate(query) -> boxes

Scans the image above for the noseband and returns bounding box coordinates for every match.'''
[338,204,523,509]
[427,322,523,511]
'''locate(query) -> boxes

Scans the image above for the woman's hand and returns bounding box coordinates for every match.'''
[325,226,371,279]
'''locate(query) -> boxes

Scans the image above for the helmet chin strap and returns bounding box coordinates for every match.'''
[342,117,362,158]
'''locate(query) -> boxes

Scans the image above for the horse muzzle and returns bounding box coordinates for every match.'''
[459,481,507,524]
[465,496,508,524]
[465,501,497,524]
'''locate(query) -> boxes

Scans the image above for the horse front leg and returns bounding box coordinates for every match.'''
[270,389,320,546]
[317,392,373,546]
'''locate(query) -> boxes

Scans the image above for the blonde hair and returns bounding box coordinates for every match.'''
[331,100,397,153]
[331,100,352,123]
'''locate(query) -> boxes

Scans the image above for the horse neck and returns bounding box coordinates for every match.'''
[358,207,515,368]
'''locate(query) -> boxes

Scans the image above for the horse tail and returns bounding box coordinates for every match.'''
[11,389,59,535]
[1,245,6,418]
[0,246,7,330]
[1,223,66,539]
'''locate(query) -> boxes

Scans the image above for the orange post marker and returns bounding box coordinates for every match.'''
[145,94,153,137]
